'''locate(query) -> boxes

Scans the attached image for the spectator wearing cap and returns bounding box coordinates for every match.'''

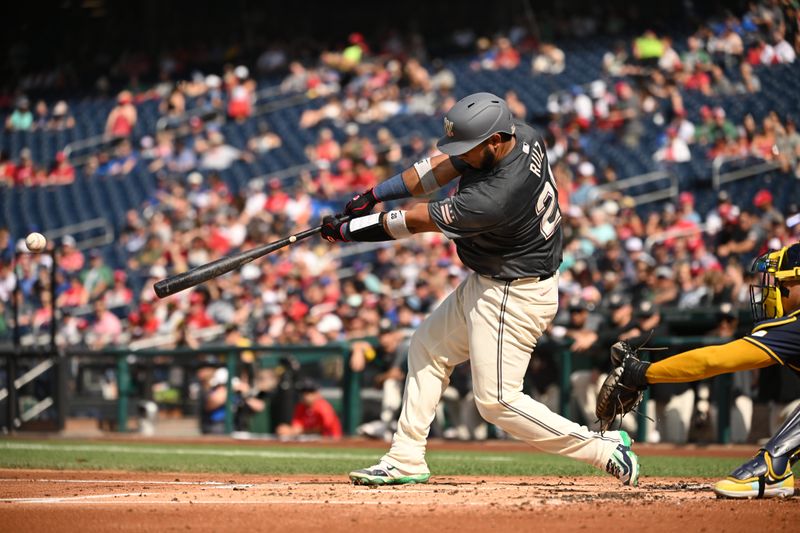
[227,66,254,122]
[570,161,599,207]
[81,250,113,302]
[569,291,638,432]
[677,192,702,225]
[716,209,765,263]
[185,291,215,331]
[652,266,679,306]
[50,100,75,131]
[105,91,137,138]
[198,366,266,434]
[753,188,784,229]
[276,378,342,439]
[705,190,736,235]
[58,235,85,273]
[5,96,33,131]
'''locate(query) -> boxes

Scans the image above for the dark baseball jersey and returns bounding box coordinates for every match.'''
[743,309,800,376]
[428,121,563,279]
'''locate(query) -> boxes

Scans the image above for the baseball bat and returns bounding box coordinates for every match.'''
[153,217,348,299]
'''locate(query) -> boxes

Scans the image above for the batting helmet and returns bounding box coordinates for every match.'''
[436,92,515,156]
[750,242,800,320]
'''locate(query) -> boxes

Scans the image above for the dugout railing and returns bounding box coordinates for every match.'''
[1,335,737,443]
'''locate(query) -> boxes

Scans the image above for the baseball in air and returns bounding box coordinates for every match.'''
[25,232,47,252]
[289,235,297,243]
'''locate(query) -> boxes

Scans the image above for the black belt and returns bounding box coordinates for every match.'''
[492,272,555,283]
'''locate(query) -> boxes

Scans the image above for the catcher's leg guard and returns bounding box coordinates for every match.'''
[713,402,800,499]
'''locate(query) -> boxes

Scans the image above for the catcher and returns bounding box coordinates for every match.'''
[597,242,800,498]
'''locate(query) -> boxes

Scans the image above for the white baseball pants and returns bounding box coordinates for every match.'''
[381,272,624,474]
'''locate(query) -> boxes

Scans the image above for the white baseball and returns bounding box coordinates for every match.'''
[289,235,297,243]
[25,232,47,252]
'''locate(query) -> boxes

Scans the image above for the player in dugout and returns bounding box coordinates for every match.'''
[601,243,800,498]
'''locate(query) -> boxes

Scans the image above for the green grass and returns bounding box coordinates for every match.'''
[0,439,764,478]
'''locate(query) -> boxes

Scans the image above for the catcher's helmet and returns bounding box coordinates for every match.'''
[436,92,515,156]
[750,242,800,321]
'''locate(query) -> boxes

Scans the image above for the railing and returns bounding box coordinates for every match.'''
[643,222,711,250]
[711,155,780,190]
[63,134,123,167]
[0,334,738,442]
[58,343,359,435]
[595,170,677,206]
[41,217,115,251]
[156,90,312,134]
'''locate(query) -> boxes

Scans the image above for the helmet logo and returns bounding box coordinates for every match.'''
[444,117,455,137]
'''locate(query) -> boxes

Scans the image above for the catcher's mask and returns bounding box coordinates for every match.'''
[750,243,800,321]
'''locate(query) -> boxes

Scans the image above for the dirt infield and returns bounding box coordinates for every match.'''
[1,469,797,532]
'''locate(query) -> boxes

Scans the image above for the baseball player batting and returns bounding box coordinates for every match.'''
[597,242,800,498]
[321,92,639,486]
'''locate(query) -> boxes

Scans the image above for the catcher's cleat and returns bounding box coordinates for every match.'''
[605,431,640,487]
[349,461,431,486]
[713,450,795,499]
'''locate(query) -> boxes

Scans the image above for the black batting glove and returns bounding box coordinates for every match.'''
[344,188,378,217]
[320,215,350,243]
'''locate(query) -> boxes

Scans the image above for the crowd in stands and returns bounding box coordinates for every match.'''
[2,1,800,440]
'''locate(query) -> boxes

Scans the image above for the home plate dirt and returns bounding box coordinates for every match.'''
[0,470,796,532]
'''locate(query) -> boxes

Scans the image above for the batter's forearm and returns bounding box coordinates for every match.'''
[404,154,461,196]
[645,339,776,383]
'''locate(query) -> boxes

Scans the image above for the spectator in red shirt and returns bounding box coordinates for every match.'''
[494,37,521,70]
[186,291,215,330]
[49,152,76,185]
[105,90,137,138]
[310,128,341,163]
[14,148,35,187]
[277,378,342,438]
[227,66,254,122]
[264,178,289,213]
[58,235,85,273]
[0,150,16,186]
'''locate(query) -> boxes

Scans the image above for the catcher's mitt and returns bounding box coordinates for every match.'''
[595,341,651,433]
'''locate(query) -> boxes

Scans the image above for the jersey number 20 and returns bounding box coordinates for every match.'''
[535,168,561,240]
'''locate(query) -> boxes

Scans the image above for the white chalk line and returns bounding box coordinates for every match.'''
[2,498,509,507]
[0,492,156,503]
[9,479,251,487]
[0,442,511,463]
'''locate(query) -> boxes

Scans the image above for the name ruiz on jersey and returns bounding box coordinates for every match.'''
[523,141,545,178]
